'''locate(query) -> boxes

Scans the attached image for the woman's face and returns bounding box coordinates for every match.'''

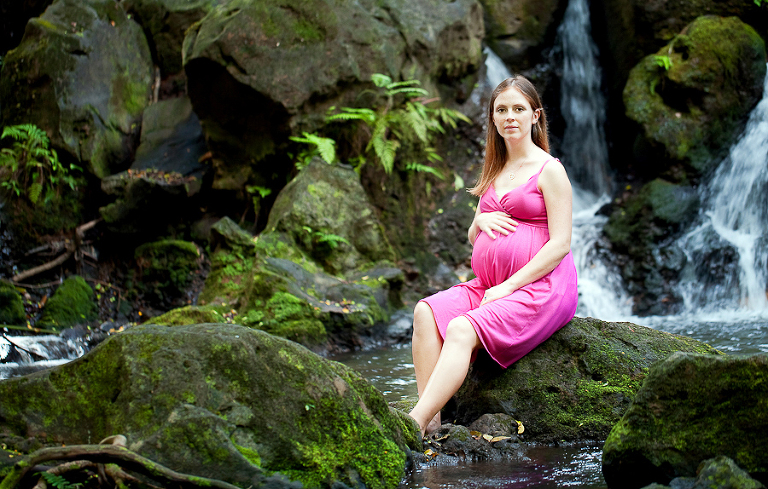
[492,86,540,144]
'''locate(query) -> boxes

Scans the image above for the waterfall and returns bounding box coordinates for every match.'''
[557,0,611,197]
[0,334,88,380]
[675,66,768,315]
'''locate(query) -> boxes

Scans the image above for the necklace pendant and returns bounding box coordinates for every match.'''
[509,172,516,180]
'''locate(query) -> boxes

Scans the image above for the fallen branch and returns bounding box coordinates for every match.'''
[11,251,73,283]
[0,445,241,489]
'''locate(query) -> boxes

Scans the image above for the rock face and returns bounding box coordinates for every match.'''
[623,16,765,179]
[602,352,768,489]
[0,281,26,325]
[181,0,484,190]
[479,0,566,69]
[0,323,419,488]
[0,0,154,178]
[446,317,721,443]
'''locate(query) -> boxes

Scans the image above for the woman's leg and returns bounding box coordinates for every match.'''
[409,315,481,436]
[411,302,443,432]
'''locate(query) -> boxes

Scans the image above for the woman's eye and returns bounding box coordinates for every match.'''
[515,107,524,112]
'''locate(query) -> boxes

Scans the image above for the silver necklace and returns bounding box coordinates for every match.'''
[508,161,525,180]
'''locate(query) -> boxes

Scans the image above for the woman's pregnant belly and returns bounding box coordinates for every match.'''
[471,224,549,287]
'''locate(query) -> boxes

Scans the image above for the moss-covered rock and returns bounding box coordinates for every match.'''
[134,239,202,303]
[147,304,229,326]
[181,0,483,190]
[602,352,768,489]
[198,217,402,351]
[0,281,26,326]
[0,323,419,488]
[0,0,153,178]
[266,158,395,276]
[37,275,98,330]
[623,16,765,179]
[447,317,721,444]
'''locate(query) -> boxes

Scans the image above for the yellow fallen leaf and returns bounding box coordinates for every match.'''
[424,449,437,460]
[517,421,525,435]
[434,433,450,442]
[490,436,511,443]
[470,430,482,439]
[482,434,493,442]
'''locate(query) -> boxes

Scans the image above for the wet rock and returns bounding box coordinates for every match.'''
[0,0,153,178]
[0,323,420,488]
[622,16,765,179]
[602,353,768,489]
[37,275,98,330]
[423,422,525,462]
[447,317,721,444]
[133,239,203,305]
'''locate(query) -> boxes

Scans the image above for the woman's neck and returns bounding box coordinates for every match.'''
[503,138,540,166]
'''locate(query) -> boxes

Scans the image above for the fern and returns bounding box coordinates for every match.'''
[289,132,336,165]
[405,162,445,180]
[37,472,83,489]
[0,124,79,206]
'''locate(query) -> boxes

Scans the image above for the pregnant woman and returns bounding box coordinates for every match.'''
[408,76,579,436]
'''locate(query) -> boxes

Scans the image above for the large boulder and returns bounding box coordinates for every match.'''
[622,16,765,180]
[593,0,768,96]
[0,0,154,178]
[0,323,420,488]
[181,0,484,190]
[445,317,721,443]
[0,281,26,326]
[196,215,403,352]
[602,352,768,489]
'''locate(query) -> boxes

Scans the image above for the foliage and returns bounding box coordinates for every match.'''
[653,55,672,71]
[0,124,81,206]
[37,472,83,489]
[291,74,470,176]
[289,132,337,168]
[755,0,764,6]
[302,226,351,250]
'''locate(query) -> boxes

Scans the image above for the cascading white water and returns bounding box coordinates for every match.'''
[675,66,768,315]
[557,0,611,197]
[554,0,632,319]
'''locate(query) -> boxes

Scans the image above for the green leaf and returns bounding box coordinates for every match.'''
[371,73,392,88]
[405,162,445,180]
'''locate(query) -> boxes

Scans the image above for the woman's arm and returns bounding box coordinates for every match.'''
[468,203,518,246]
[480,161,573,304]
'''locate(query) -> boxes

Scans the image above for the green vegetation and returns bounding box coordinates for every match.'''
[0,124,81,206]
[291,73,469,176]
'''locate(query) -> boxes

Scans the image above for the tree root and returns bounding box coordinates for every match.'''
[0,444,241,489]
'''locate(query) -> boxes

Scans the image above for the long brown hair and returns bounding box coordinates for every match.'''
[469,76,550,196]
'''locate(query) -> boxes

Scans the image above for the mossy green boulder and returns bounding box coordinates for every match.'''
[198,216,402,350]
[0,0,153,178]
[640,456,766,489]
[37,275,98,330]
[0,323,419,488]
[266,158,396,276]
[0,281,26,326]
[134,239,202,303]
[448,317,721,443]
[602,352,768,489]
[623,16,765,178]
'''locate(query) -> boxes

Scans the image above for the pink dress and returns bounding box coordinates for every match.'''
[421,159,578,368]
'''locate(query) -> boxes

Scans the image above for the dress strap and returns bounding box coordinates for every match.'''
[536,157,559,176]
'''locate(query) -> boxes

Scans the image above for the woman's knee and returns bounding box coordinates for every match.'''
[413,302,436,331]
[444,316,479,346]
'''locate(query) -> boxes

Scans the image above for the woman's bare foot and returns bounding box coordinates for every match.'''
[425,412,441,436]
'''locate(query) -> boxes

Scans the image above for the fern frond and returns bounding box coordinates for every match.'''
[371,73,393,88]
[289,132,336,164]
[386,86,429,98]
[404,104,429,143]
[405,162,445,180]
[28,181,43,204]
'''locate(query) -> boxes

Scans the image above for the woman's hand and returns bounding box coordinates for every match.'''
[473,211,518,240]
[480,283,514,305]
